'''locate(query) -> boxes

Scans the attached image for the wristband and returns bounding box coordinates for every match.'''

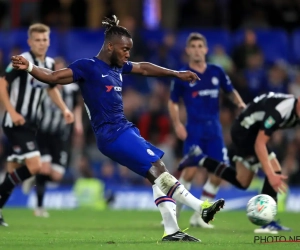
[26,61,33,72]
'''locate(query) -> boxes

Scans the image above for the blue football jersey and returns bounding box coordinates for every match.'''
[170,64,233,123]
[68,57,134,142]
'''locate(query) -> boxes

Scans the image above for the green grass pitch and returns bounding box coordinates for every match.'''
[0,209,299,250]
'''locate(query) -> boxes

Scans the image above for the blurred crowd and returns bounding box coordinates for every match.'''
[2,0,300,32]
[0,0,300,188]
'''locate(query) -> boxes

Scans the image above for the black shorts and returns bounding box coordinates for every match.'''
[2,125,40,163]
[37,132,69,174]
[230,121,275,170]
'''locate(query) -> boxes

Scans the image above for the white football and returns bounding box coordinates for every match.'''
[246,194,277,226]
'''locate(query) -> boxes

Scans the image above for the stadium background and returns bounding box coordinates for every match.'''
[0,0,300,211]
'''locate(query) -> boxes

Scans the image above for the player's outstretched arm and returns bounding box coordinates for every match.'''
[0,78,17,116]
[254,131,273,176]
[255,131,287,193]
[168,100,187,140]
[11,55,73,85]
[227,89,246,109]
[73,100,84,135]
[47,87,74,124]
[131,62,200,82]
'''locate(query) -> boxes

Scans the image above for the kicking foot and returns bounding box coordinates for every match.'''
[201,199,225,224]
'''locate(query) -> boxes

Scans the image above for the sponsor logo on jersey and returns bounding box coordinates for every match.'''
[106,86,114,92]
[264,116,275,129]
[114,86,122,91]
[106,86,122,92]
[192,89,219,98]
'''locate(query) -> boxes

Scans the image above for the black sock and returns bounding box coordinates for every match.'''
[0,174,14,209]
[36,174,52,208]
[201,157,247,190]
[261,171,280,203]
[0,166,32,208]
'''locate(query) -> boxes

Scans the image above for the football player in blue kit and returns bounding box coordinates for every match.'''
[11,16,225,242]
[168,32,245,228]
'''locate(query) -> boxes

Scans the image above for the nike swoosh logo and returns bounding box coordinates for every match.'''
[189,82,197,87]
[102,74,108,77]
[257,205,264,212]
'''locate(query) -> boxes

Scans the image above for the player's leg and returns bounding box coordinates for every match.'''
[189,138,227,228]
[22,131,51,215]
[99,127,224,241]
[179,145,250,190]
[34,159,52,217]
[34,164,64,218]
[23,154,51,196]
[0,161,21,226]
[176,167,196,217]
[4,161,25,200]
[201,139,229,202]
[0,155,42,224]
[204,148,282,191]
[200,174,221,206]
[148,160,223,242]
[175,135,201,220]
[0,127,42,213]
[188,173,220,229]
[35,136,67,218]
[179,125,259,190]
[148,160,224,224]
[153,184,180,235]
[6,161,21,173]
[107,127,225,218]
[99,128,194,241]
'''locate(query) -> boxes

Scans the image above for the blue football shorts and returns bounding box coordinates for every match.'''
[98,127,164,177]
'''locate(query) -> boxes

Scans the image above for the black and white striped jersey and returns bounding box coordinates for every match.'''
[237,92,299,137]
[39,83,80,138]
[2,51,55,128]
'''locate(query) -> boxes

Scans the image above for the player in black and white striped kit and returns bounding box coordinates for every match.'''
[0,24,74,226]
[179,92,298,233]
[25,57,83,217]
